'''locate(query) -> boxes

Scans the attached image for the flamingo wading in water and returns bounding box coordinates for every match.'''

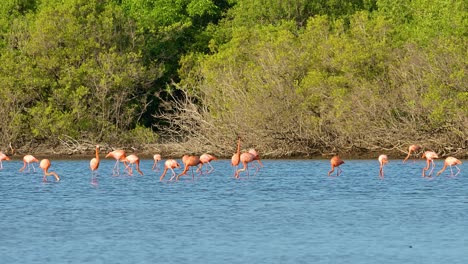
[0,151,11,169]
[152,154,162,171]
[176,155,201,181]
[160,159,181,181]
[197,153,217,174]
[106,149,126,175]
[248,148,263,174]
[19,155,39,172]
[123,154,143,176]
[328,156,344,177]
[231,137,241,177]
[422,151,438,177]
[90,145,100,177]
[378,154,388,179]
[39,159,60,182]
[436,157,462,177]
[235,152,256,179]
[403,144,422,163]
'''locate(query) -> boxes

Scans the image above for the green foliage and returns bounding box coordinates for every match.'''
[0,0,465,157]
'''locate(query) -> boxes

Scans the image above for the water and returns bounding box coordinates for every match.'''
[0,158,466,263]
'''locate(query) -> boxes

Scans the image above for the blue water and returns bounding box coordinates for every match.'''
[0,158,466,263]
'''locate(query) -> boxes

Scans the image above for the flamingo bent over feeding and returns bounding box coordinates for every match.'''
[436,157,462,177]
[152,154,162,171]
[328,156,344,177]
[248,148,263,174]
[197,153,217,174]
[123,154,143,176]
[378,154,388,179]
[422,151,438,177]
[403,144,422,163]
[19,155,39,172]
[160,159,181,181]
[39,159,60,182]
[106,149,126,175]
[235,152,256,179]
[176,155,201,181]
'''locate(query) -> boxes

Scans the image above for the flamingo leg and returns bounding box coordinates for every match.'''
[454,165,461,177]
[336,167,342,177]
[428,161,435,176]
[207,162,215,174]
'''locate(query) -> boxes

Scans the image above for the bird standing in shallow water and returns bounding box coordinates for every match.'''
[176,155,201,181]
[235,152,256,179]
[152,154,162,171]
[403,144,422,163]
[90,145,100,176]
[123,154,143,176]
[106,149,126,175]
[437,157,462,177]
[160,159,181,181]
[0,151,11,169]
[19,155,39,172]
[197,153,217,174]
[39,159,60,182]
[248,148,263,174]
[378,154,388,179]
[231,137,241,177]
[328,156,344,177]
[421,151,438,177]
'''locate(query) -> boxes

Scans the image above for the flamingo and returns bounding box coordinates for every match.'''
[39,159,60,182]
[422,151,438,177]
[0,151,11,169]
[403,144,422,163]
[123,154,143,176]
[152,154,162,171]
[19,155,39,172]
[248,148,263,174]
[106,149,126,175]
[160,159,181,181]
[235,152,256,179]
[328,156,344,177]
[176,155,201,181]
[197,153,217,174]
[436,157,462,177]
[90,145,100,177]
[378,154,388,179]
[231,137,241,177]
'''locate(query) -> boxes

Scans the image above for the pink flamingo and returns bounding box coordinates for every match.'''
[403,144,422,163]
[106,149,126,175]
[197,153,217,174]
[90,145,100,176]
[39,159,60,182]
[19,155,39,172]
[231,137,241,177]
[248,148,263,174]
[436,157,462,177]
[328,156,344,177]
[123,154,143,176]
[152,154,162,171]
[160,159,181,181]
[176,155,201,181]
[0,151,11,169]
[235,152,256,179]
[422,151,438,177]
[378,154,389,179]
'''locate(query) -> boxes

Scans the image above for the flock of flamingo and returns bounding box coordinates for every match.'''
[328,144,463,179]
[0,142,463,182]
